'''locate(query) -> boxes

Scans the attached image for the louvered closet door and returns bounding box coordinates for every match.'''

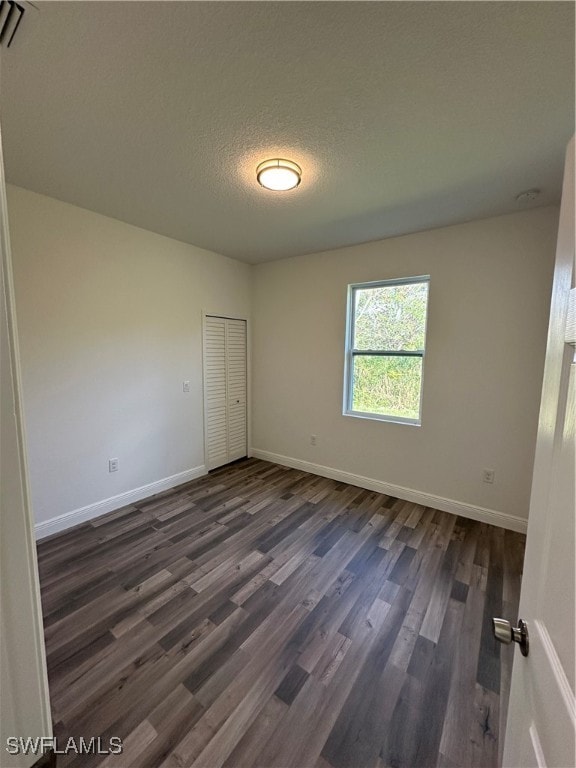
[226,319,247,462]
[204,317,228,469]
[203,316,247,470]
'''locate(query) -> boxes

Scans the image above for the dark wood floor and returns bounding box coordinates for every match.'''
[37,458,525,768]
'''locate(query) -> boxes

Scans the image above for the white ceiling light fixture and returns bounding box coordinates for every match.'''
[256,158,302,191]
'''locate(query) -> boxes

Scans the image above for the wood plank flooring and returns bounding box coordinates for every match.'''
[37,459,525,768]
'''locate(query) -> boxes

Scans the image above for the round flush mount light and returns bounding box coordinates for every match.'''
[256,158,302,191]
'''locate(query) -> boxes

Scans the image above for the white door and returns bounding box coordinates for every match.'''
[203,315,247,470]
[225,318,248,463]
[502,138,575,767]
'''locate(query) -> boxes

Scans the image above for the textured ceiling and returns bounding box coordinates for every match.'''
[1,1,574,263]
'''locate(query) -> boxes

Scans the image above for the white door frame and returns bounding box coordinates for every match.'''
[0,121,53,762]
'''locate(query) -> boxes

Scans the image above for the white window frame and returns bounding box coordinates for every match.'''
[343,275,430,426]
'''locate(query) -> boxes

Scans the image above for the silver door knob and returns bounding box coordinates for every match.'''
[492,617,529,657]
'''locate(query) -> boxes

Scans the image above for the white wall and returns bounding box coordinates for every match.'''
[8,186,558,535]
[251,207,558,530]
[7,185,251,534]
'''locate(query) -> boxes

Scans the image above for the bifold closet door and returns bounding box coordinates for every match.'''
[203,316,247,470]
[225,319,248,462]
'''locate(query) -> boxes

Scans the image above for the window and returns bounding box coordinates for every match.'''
[344,276,430,425]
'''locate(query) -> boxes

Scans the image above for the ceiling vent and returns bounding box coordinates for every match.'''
[0,1,25,48]
[515,189,541,203]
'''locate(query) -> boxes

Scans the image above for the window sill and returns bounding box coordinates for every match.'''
[343,410,422,427]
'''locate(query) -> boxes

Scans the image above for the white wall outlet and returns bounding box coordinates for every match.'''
[310,435,317,446]
[183,380,191,393]
[109,458,119,473]
[482,468,495,484]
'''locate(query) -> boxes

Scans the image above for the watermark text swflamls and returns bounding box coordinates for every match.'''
[6,736,123,756]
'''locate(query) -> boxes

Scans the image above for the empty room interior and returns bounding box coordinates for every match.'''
[1,2,575,768]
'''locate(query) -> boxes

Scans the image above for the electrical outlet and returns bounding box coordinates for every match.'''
[482,468,495,484]
[183,380,191,393]
[109,458,119,473]
[310,435,317,446]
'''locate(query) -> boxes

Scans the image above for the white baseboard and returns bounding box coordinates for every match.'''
[250,449,528,534]
[35,465,207,540]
